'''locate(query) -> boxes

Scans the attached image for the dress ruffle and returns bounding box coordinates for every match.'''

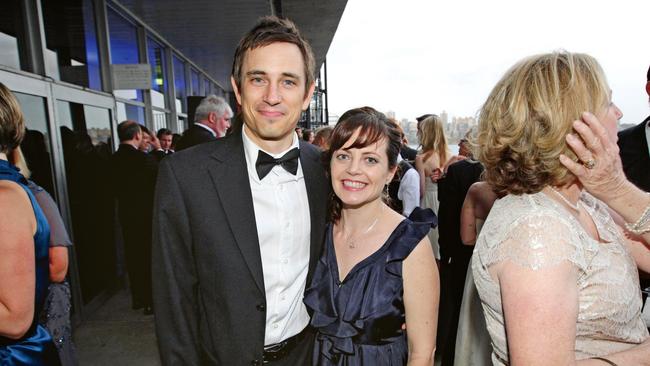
[304,208,436,364]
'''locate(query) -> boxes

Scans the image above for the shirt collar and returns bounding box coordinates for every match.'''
[242,127,301,183]
[195,122,217,137]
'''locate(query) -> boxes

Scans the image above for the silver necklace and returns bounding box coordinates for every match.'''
[344,216,380,249]
[548,186,580,211]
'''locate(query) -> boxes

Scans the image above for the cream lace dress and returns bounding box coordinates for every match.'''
[472,191,649,365]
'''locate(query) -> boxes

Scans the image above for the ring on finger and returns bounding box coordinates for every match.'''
[583,158,596,170]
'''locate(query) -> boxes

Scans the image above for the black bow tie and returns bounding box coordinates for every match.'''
[255,148,300,180]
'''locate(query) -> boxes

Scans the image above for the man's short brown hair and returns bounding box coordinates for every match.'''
[231,16,315,92]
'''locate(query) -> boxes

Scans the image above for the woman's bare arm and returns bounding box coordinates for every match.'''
[460,193,477,246]
[49,246,69,283]
[403,237,439,366]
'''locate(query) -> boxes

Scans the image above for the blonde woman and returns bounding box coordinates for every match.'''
[472,51,650,365]
[415,115,451,260]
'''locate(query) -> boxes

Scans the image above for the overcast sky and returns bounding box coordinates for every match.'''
[326,0,650,126]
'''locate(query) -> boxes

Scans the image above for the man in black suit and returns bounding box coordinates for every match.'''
[176,95,233,151]
[152,16,328,365]
[151,128,174,161]
[618,65,650,192]
[111,120,158,315]
[435,150,484,366]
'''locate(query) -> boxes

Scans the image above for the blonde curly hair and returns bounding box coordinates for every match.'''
[476,51,610,196]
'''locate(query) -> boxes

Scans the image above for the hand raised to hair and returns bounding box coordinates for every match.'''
[150,134,162,151]
[559,112,629,203]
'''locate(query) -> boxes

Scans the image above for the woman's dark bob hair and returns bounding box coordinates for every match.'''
[324,106,402,222]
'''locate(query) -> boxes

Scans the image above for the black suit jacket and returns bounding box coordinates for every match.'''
[152,128,328,365]
[176,124,217,151]
[152,149,173,162]
[110,144,158,230]
[618,117,650,192]
[437,159,484,262]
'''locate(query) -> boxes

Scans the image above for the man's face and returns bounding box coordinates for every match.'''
[160,134,173,150]
[215,113,232,137]
[139,132,151,152]
[231,42,315,152]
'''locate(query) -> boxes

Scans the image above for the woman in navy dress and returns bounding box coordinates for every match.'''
[0,82,59,365]
[304,107,439,365]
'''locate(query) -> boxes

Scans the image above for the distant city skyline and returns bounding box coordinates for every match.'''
[326,0,650,127]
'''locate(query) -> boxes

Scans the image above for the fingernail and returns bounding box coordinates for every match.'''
[566,134,576,142]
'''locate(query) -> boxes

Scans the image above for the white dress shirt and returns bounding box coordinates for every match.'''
[397,155,420,216]
[242,128,311,346]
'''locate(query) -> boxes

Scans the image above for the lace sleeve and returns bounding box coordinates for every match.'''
[482,213,591,272]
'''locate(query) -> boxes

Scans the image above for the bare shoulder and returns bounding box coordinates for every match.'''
[0,180,30,206]
[404,235,435,267]
[0,180,36,239]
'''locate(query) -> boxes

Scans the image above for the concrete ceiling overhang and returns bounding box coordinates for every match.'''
[115,0,347,91]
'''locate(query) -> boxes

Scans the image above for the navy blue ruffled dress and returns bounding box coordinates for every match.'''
[0,160,60,365]
[304,208,436,365]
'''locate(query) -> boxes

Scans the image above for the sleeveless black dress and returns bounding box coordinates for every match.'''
[304,208,436,365]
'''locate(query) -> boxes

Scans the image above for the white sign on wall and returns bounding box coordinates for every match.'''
[112,64,151,90]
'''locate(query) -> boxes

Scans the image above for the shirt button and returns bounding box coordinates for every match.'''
[251,359,261,366]
[282,258,289,264]
[273,324,279,329]
[256,303,265,312]
[280,295,286,301]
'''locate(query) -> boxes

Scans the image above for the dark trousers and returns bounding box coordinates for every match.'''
[436,255,472,365]
[121,224,153,307]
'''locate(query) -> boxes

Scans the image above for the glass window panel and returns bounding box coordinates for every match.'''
[58,101,116,304]
[204,78,211,95]
[147,37,167,108]
[153,110,168,132]
[176,116,187,135]
[190,69,200,96]
[42,0,102,90]
[116,102,145,125]
[13,92,56,197]
[107,7,143,102]
[213,84,222,98]
[173,55,186,112]
[0,0,26,70]
[84,105,114,146]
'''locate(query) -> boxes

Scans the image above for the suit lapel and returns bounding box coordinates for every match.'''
[207,132,265,293]
[299,142,327,283]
